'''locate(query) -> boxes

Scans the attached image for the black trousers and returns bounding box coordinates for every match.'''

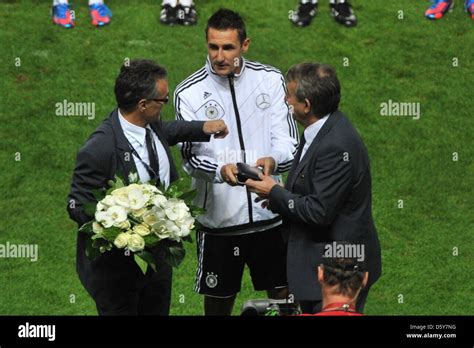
[299,285,371,315]
[76,232,172,315]
[93,261,172,316]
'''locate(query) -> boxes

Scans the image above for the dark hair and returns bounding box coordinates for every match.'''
[206,8,247,44]
[114,59,167,113]
[286,63,341,117]
[321,256,366,298]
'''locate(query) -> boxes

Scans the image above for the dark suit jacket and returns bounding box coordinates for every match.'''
[268,110,382,301]
[67,109,210,306]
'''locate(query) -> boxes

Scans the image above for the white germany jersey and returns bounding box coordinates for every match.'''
[175,57,299,235]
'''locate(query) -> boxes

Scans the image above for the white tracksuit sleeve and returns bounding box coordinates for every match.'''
[175,94,225,183]
[268,75,299,174]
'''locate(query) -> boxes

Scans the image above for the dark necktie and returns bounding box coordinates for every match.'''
[286,134,306,188]
[295,133,306,163]
[145,128,160,184]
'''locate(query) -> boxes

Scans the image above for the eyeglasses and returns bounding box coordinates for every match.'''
[147,95,169,105]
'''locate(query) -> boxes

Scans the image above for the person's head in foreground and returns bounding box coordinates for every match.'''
[205,8,250,77]
[317,255,369,316]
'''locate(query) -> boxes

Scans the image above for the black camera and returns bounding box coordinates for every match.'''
[240,299,301,316]
[236,163,263,185]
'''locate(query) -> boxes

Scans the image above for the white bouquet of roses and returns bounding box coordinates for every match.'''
[79,174,203,273]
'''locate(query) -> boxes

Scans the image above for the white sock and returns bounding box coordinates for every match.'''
[179,0,193,7]
[162,0,178,7]
[88,0,104,5]
[53,0,68,5]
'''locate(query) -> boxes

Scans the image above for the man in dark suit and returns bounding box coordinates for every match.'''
[67,59,228,315]
[245,62,381,314]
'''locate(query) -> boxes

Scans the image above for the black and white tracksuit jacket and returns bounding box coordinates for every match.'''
[175,57,299,235]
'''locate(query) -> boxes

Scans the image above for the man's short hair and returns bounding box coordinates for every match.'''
[286,63,341,118]
[205,8,247,44]
[114,59,167,113]
[321,256,366,298]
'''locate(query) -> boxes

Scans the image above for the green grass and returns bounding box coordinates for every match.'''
[0,0,472,315]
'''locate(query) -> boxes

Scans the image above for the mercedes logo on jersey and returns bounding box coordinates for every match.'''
[256,93,271,110]
[197,100,225,120]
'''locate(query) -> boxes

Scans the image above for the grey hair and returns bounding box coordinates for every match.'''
[285,62,341,117]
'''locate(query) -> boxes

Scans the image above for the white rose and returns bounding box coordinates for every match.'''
[128,234,145,252]
[176,216,194,237]
[112,190,130,209]
[164,199,189,221]
[165,220,181,240]
[107,206,128,225]
[133,224,151,236]
[141,184,159,195]
[95,211,113,228]
[127,184,142,192]
[101,195,116,208]
[92,221,104,234]
[143,211,158,226]
[176,202,190,219]
[128,188,149,210]
[152,206,166,219]
[152,194,168,208]
[114,232,130,249]
[131,207,146,218]
[96,202,107,212]
[151,220,170,239]
[111,187,127,196]
[114,219,131,230]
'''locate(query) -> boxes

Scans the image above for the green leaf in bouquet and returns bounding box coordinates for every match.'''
[143,233,161,248]
[134,250,158,274]
[165,185,179,198]
[78,220,94,235]
[92,237,110,250]
[107,175,125,192]
[91,188,106,202]
[134,254,148,275]
[114,176,125,188]
[163,242,186,268]
[165,178,188,198]
[83,202,97,218]
[178,189,197,203]
[174,177,189,191]
[127,214,142,225]
[189,205,206,216]
[101,226,123,242]
[85,237,101,261]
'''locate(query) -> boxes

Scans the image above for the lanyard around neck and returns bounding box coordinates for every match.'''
[126,137,159,181]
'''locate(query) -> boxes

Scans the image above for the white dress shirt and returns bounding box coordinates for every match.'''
[118,110,170,187]
[300,114,330,162]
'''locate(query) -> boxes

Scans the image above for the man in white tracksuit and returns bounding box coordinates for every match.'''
[175,8,299,315]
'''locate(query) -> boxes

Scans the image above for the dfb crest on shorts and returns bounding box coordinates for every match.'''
[197,100,225,120]
[205,272,218,288]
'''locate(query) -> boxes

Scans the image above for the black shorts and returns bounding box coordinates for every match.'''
[194,226,287,297]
